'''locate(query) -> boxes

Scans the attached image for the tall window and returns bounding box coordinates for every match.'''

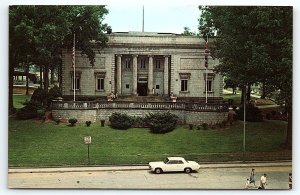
[181,80,188,92]
[96,78,105,91]
[140,58,146,69]
[125,58,131,70]
[155,59,161,69]
[71,76,80,90]
[205,79,213,92]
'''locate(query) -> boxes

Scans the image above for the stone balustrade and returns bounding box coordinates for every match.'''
[52,100,228,112]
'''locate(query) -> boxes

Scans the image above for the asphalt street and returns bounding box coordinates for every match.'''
[8,162,292,189]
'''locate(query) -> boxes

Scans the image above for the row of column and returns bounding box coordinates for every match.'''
[116,54,169,95]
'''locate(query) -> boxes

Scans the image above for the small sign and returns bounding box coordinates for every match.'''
[84,136,92,144]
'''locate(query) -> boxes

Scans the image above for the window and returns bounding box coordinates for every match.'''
[156,85,160,89]
[181,80,188,92]
[125,58,131,70]
[140,58,146,69]
[96,78,105,91]
[126,84,130,89]
[71,76,80,90]
[205,79,213,92]
[155,59,161,69]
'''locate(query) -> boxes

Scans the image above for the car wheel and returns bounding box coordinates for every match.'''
[184,168,192,173]
[155,168,163,174]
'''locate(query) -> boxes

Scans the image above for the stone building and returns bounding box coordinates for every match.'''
[61,31,223,102]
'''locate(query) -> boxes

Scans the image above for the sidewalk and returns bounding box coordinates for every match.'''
[8,161,291,173]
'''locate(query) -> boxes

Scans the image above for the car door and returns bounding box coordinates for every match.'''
[177,160,185,171]
[165,160,179,172]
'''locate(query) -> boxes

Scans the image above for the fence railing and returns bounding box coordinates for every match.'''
[52,100,229,112]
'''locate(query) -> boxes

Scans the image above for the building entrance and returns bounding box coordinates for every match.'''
[137,82,148,96]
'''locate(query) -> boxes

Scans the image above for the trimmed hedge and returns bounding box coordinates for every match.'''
[109,113,133,130]
[145,112,178,134]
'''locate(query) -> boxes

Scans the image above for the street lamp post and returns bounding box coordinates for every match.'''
[243,85,246,162]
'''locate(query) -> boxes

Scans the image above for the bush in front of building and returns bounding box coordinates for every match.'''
[109,112,133,130]
[237,104,263,122]
[68,118,78,126]
[16,99,44,120]
[47,85,62,106]
[145,112,178,134]
[31,88,47,105]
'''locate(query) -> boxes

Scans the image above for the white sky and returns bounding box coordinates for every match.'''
[103,5,200,34]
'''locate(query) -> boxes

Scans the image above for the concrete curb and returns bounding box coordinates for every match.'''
[8,161,291,174]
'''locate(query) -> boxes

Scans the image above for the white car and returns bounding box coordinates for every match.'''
[149,157,200,174]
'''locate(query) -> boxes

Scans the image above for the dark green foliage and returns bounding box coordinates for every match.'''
[47,85,62,105]
[145,112,178,134]
[55,119,61,125]
[202,123,208,130]
[189,124,194,130]
[237,104,263,122]
[197,125,201,130]
[131,116,147,128]
[31,88,47,104]
[109,113,133,130]
[16,100,44,120]
[86,121,91,127]
[68,118,78,126]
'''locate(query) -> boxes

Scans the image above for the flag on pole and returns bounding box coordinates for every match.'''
[204,36,209,68]
[72,34,76,68]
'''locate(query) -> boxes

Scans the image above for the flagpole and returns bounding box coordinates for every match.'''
[73,33,76,102]
[205,34,208,104]
[142,5,144,32]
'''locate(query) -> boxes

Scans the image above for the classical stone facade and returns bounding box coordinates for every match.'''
[61,32,223,100]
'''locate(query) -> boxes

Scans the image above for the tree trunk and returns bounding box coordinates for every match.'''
[247,85,251,102]
[9,51,16,114]
[39,65,43,89]
[43,64,49,92]
[58,61,62,93]
[25,62,29,95]
[285,102,292,150]
[50,64,54,84]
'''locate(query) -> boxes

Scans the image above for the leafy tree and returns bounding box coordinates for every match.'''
[9,5,110,112]
[182,26,196,36]
[199,6,292,149]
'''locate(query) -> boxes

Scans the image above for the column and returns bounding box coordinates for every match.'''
[116,54,122,94]
[132,54,138,95]
[164,55,169,95]
[148,55,153,95]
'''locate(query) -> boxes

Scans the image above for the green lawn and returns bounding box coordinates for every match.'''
[223,94,275,106]
[13,94,31,109]
[8,118,289,167]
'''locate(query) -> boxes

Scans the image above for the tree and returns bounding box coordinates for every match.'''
[199,6,292,149]
[182,26,196,36]
[9,5,110,112]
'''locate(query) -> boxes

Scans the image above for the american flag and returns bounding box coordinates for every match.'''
[72,33,75,68]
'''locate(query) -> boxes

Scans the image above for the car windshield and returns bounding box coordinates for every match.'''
[163,158,169,164]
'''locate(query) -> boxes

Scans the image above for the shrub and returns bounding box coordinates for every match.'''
[237,104,263,122]
[189,124,193,130]
[47,85,62,106]
[109,113,133,130]
[266,113,271,120]
[197,125,201,130]
[145,112,178,134]
[55,119,61,125]
[68,118,78,126]
[202,123,208,130]
[16,101,43,120]
[131,116,147,128]
[31,88,47,105]
[86,121,92,127]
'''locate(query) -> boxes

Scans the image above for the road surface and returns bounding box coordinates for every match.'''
[8,165,291,189]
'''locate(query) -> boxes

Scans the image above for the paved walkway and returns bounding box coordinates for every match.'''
[8,161,291,173]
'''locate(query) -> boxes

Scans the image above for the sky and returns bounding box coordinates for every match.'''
[103,5,200,34]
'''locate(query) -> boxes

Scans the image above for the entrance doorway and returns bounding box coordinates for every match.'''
[137,82,148,96]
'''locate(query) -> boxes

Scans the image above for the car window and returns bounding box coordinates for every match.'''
[163,158,169,164]
[178,160,184,164]
[167,160,177,164]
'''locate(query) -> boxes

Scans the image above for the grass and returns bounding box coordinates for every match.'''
[223,94,275,106]
[13,94,31,109]
[8,117,289,167]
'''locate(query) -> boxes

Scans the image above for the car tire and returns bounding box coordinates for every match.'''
[155,168,163,174]
[184,168,192,173]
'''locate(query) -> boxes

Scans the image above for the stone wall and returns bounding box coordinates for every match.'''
[52,108,227,125]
